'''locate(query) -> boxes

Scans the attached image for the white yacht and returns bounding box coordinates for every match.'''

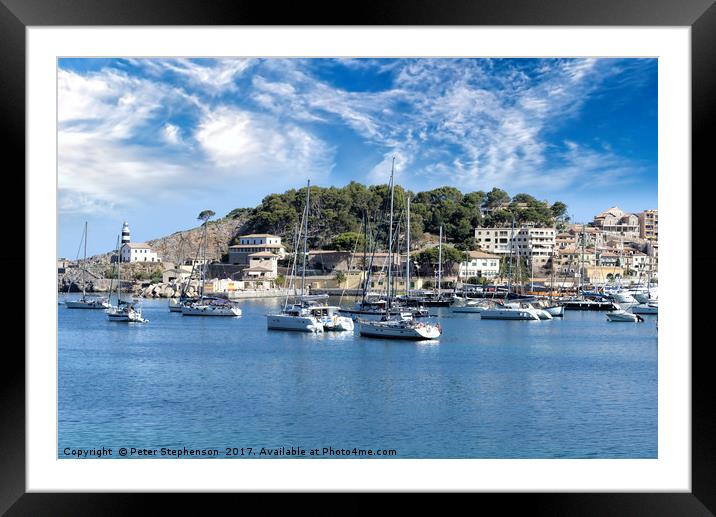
[632,300,658,315]
[181,297,242,317]
[105,232,148,324]
[66,297,110,309]
[267,303,325,333]
[544,304,565,317]
[356,316,441,340]
[451,299,490,313]
[106,302,147,323]
[481,302,541,321]
[265,180,335,333]
[606,309,644,322]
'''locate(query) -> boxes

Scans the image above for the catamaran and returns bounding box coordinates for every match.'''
[65,222,110,309]
[266,180,354,333]
[356,158,442,340]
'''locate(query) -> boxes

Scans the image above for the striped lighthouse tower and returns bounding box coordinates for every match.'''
[121,222,131,245]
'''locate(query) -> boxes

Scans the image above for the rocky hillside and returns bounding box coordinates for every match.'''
[147,213,250,265]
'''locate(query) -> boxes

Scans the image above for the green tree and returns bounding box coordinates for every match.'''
[197,209,215,222]
[486,187,510,208]
[335,271,347,286]
[330,232,365,251]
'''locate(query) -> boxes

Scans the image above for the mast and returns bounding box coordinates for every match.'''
[116,234,121,304]
[361,210,368,305]
[82,221,87,299]
[200,218,208,299]
[507,217,515,295]
[437,225,443,297]
[386,157,395,310]
[300,179,310,297]
[405,195,411,297]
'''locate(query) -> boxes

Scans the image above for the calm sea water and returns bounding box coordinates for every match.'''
[58,294,657,459]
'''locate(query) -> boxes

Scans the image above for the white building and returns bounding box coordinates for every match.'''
[118,221,161,263]
[242,252,278,279]
[228,234,286,265]
[593,207,640,239]
[458,250,501,279]
[474,226,555,269]
[120,242,161,263]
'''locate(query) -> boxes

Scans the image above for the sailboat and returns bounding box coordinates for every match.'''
[356,158,442,340]
[266,180,354,333]
[181,212,242,317]
[65,222,110,309]
[105,234,147,323]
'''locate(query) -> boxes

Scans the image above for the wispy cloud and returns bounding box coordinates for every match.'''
[58,57,653,216]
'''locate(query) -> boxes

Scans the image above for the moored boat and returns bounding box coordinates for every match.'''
[606,309,644,322]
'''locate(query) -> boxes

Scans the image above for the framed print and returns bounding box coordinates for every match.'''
[3,0,714,513]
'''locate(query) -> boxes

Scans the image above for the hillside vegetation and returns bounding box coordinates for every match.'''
[232,182,567,252]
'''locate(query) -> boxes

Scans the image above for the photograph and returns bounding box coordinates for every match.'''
[56,56,659,460]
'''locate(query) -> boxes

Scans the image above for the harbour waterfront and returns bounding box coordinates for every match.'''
[58,295,657,459]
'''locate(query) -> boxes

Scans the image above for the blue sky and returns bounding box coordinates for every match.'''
[58,57,657,258]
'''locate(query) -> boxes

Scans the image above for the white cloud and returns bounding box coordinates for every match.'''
[163,123,181,145]
[136,58,254,94]
[195,106,334,180]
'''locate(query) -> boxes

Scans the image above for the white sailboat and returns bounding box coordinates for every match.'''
[65,222,110,309]
[356,158,442,340]
[105,234,147,323]
[266,179,343,333]
[181,210,242,317]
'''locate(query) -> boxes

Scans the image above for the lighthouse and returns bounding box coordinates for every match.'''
[121,222,131,245]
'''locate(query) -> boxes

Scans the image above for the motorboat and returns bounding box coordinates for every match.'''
[631,300,658,315]
[451,299,490,313]
[529,304,553,320]
[480,302,541,321]
[606,310,644,322]
[544,305,565,317]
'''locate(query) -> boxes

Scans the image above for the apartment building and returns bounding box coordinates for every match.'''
[639,210,658,241]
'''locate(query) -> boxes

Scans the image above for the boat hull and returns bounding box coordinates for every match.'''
[606,311,643,322]
[357,320,440,340]
[481,308,540,320]
[563,301,620,311]
[266,314,324,332]
[322,315,355,331]
[65,299,109,309]
[181,305,242,316]
[544,305,565,317]
[631,304,658,315]
[451,305,487,313]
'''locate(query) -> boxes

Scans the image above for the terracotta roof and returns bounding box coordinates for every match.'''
[122,242,151,249]
[239,234,280,238]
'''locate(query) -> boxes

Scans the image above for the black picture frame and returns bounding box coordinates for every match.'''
[3,0,713,514]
